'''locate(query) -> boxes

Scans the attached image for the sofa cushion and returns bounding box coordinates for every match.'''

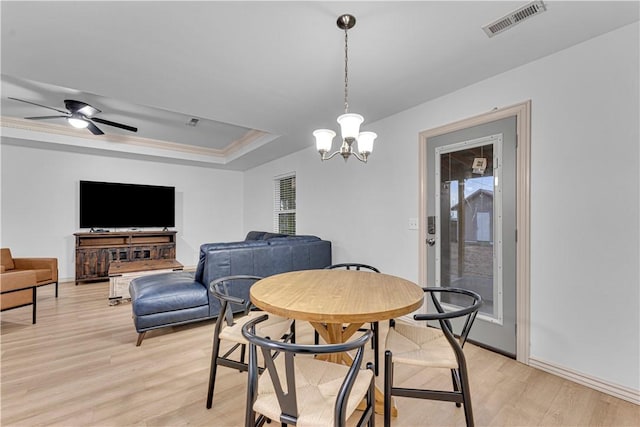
[10,268,53,284]
[32,268,53,283]
[203,241,269,251]
[245,231,267,241]
[262,232,288,240]
[0,248,15,270]
[267,235,320,245]
[195,241,270,284]
[133,305,211,331]
[1,270,37,293]
[1,288,33,311]
[130,272,208,317]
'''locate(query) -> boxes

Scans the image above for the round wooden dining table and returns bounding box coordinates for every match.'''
[250,269,424,416]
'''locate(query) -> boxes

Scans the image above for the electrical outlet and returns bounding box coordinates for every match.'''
[408,218,418,230]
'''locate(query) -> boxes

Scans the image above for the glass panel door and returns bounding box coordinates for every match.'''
[435,135,503,323]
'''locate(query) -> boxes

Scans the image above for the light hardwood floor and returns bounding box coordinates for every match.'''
[1,281,638,426]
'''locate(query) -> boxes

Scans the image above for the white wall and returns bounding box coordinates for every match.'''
[0,144,245,280]
[244,23,639,393]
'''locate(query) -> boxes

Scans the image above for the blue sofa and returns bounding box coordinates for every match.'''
[129,232,331,345]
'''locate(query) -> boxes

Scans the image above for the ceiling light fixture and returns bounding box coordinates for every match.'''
[67,114,89,129]
[313,14,377,163]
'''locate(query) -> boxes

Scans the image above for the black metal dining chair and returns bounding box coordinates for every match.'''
[243,314,375,427]
[206,275,294,409]
[384,287,482,427]
[315,263,382,375]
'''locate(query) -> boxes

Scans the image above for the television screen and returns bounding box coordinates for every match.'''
[80,181,175,229]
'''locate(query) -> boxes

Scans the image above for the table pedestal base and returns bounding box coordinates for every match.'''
[311,321,397,417]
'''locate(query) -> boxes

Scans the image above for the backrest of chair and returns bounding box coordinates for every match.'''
[209,275,263,329]
[1,248,15,271]
[414,287,482,353]
[243,315,372,426]
[325,263,380,273]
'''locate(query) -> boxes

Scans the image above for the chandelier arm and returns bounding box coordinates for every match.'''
[351,151,367,163]
[321,150,344,161]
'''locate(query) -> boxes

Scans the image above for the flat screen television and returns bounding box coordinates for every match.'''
[79,180,175,229]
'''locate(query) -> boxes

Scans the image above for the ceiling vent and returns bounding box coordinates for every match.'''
[482,1,547,38]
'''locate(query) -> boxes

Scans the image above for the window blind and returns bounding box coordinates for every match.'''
[273,173,296,235]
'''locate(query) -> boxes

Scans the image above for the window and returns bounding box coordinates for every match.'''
[274,173,296,235]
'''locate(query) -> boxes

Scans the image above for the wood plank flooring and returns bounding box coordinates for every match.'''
[1,281,638,426]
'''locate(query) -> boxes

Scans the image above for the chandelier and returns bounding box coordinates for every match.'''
[313,14,377,163]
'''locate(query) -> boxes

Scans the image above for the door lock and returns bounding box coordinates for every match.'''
[427,216,436,235]
[427,238,436,246]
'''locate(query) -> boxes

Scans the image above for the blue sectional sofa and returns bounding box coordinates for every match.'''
[129,232,331,345]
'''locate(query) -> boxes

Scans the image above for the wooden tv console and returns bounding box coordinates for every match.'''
[74,230,177,286]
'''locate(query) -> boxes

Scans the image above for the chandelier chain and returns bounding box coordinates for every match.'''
[344,26,349,113]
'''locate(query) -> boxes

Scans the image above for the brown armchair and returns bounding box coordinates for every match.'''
[1,248,59,297]
[1,269,37,323]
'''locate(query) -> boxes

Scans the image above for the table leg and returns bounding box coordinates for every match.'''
[308,321,398,417]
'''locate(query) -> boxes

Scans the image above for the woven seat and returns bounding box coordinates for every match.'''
[243,315,375,427]
[385,321,457,369]
[384,287,482,427]
[253,356,372,427]
[206,275,294,409]
[218,311,291,343]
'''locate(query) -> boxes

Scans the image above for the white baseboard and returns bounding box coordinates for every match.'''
[529,357,639,405]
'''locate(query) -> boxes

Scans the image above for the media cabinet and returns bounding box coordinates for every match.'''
[74,230,177,286]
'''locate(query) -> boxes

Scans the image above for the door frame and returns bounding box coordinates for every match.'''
[418,100,531,364]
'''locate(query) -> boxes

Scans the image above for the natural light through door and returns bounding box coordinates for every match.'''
[435,135,503,324]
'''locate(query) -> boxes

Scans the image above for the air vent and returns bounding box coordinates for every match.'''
[482,1,547,38]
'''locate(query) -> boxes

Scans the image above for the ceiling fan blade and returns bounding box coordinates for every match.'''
[86,121,104,135]
[25,115,69,120]
[91,117,137,133]
[8,97,69,114]
[64,99,100,116]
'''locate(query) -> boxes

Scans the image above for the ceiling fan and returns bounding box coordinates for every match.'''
[8,97,138,135]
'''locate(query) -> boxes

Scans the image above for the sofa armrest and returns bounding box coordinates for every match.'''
[13,258,58,281]
[1,270,37,293]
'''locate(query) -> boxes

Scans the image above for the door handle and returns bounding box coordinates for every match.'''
[427,238,436,247]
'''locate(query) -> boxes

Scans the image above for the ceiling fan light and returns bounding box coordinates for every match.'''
[357,131,377,154]
[68,117,89,129]
[337,113,363,140]
[313,129,336,153]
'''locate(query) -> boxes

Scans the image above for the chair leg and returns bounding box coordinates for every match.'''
[451,369,462,407]
[314,329,319,345]
[384,350,393,427]
[240,344,246,369]
[458,361,475,427]
[372,321,379,376]
[206,333,223,409]
[136,332,146,347]
[290,320,296,343]
[32,287,37,324]
[245,342,259,427]
[367,362,376,427]
[370,322,376,349]
[54,282,58,298]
